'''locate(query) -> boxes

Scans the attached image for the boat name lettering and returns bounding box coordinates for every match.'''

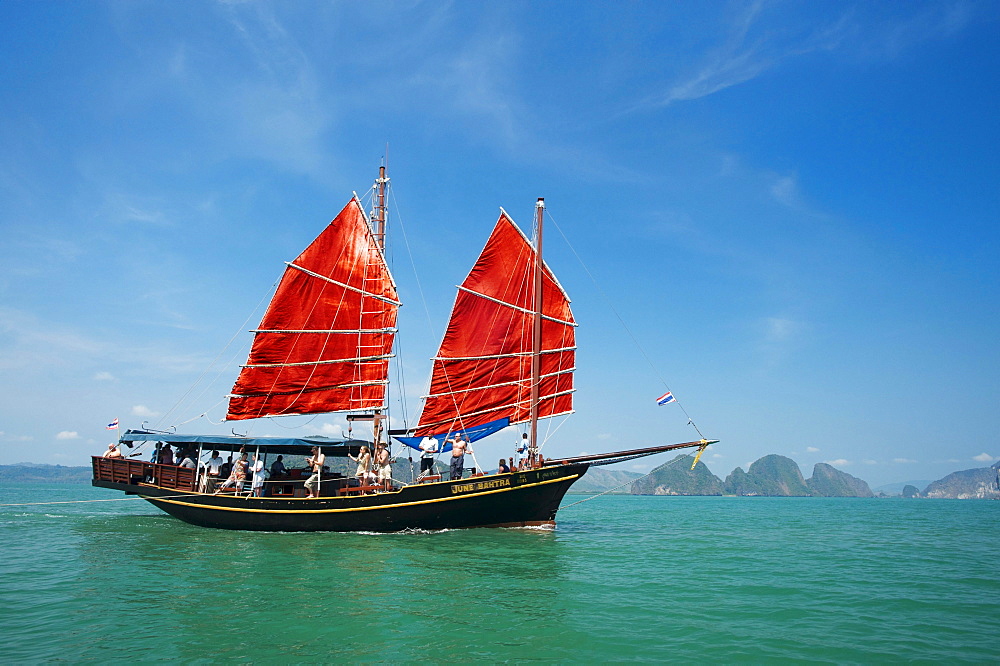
[451,478,512,494]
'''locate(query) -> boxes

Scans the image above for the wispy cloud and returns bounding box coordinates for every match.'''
[763,316,806,343]
[894,457,917,464]
[643,1,845,108]
[826,458,850,466]
[0,306,213,375]
[407,27,523,150]
[94,371,116,381]
[56,431,80,440]
[640,2,972,110]
[973,452,996,462]
[806,446,820,453]
[310,422,345,438]
[0,432,34,442]
[131,405,160,418]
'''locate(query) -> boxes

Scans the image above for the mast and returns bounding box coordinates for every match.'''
[373,164,389,251]
[529,197,544,464]
[370,162,390,446]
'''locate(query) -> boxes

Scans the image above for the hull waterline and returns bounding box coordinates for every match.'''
[93,464,589,532]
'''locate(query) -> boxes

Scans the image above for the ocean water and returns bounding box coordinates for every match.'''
[0,485,997,663]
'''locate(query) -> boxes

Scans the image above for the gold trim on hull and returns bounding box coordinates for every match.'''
[144,474,580,515]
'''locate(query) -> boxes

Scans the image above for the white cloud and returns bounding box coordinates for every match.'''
[825,458,850,467]
[806,446,820,453]
[863,459,878,465]
[647,2,845,108]
[764,316,805,343]
[893,457,917,464]
[770,175,798,207]
[131,405,160,418]
[596,433,612,440]
[312,423,344,438]
[972,452,996,463]
[94,371,116,381]
[56,431,80,440]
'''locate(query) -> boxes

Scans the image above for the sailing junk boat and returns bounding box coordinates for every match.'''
[92,167,716,531]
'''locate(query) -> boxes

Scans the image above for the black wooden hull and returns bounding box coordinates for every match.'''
[93,464,590,532]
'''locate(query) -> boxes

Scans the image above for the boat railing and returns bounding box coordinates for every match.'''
[92,456,198,492]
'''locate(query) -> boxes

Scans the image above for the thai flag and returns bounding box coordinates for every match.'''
[656,391,676,405]
[106,418,119,430]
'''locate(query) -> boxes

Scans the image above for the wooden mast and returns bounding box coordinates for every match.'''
[528,197,544,466]
[371,161,389,447]
[373,164,388,250]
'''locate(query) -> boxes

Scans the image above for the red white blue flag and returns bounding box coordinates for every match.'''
[656,391,676,405]
[106,418,119,430]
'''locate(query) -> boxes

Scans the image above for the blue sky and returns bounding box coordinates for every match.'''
[1,1,997,487]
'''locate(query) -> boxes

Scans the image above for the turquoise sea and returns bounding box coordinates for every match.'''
[1,485,997,663]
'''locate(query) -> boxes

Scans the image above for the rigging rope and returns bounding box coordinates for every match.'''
[546,211,707,441]
[560,453,690,510]
[0,492,208,507]
[157,279,278,430]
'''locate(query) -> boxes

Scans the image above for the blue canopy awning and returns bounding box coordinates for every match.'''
[393,418,510,453]
[118,430,368,457]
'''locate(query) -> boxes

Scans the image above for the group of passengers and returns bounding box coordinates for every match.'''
[347,443,394,492]
[151,443,201,468]
[413,431,541,481]
[102,430,545,496]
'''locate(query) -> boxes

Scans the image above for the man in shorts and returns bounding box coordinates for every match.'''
[375,443,392,491]
[304,446,325,498]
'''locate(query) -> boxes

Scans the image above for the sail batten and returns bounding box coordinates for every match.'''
[252,328,397,334]
[421,367,576,399]
[226,198,399,421]
[417,393,576,432]
[414,211,575,436]
[287,262,402,305]
[431,346,576,362]
[456,286,578,327]
[242,353,394,369]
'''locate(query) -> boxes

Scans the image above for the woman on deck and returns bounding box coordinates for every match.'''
[215,452,248,494]
[348,445,371,484]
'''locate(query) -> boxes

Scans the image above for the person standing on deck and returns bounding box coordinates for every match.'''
[249,454,267,498]
[203,450,223,493]
[304,446,325,498]
[418,436,439,478]
[216,451,248,494]
[375,443,392,491]
[450,435,471,480]
[516,433,529,469]
[348,445,371,484]
[269,455,287,478]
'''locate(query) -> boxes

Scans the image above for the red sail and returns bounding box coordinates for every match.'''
[227,198,399,420]
[415,211,576,436]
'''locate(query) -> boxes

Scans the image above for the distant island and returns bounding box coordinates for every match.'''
[627,454,1000,500]
[0,463,94,484]
[3,457,998,499]
[631,454,874,497]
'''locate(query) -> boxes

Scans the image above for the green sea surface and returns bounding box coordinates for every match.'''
[1,484,997,662]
